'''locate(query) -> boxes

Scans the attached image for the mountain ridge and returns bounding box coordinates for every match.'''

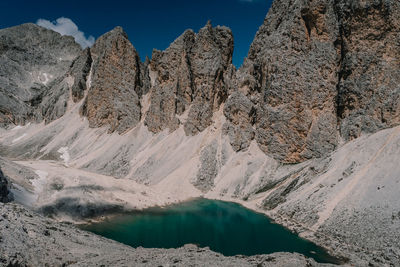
[2,0,398,164]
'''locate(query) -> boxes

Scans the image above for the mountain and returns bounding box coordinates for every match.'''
[0,0,399,266]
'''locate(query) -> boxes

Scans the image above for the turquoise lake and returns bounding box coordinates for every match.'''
[81,198,339,264]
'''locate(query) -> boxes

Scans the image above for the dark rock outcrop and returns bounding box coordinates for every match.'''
[0,168,11,203]
[145,22,234,134]
[70,48,93,102]
[81,27,147,134]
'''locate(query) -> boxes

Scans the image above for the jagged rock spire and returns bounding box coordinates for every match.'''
[80,26,148,134]
[144,22,234,134]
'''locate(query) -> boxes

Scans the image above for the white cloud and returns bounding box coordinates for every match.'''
[36,17,95,48]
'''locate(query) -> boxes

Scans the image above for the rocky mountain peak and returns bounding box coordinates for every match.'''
[110,26,128,37]
[228,0,340,163]
[80,26,147,134]
[90,26,130,56]
[145,22,234,135]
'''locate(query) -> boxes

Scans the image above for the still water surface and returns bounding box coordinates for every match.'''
[81,198,339,263]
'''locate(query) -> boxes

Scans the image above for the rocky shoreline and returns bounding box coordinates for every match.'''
[0,202,339,267]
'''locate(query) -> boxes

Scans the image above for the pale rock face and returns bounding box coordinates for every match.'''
[144,22,234,134]
[80,27,146,134]
[0,1,398,164]
[184,23,234,135]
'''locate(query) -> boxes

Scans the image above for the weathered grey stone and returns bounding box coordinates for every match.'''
[335,0,400,140]
[40,76,71,123]
[70,48,92,102]
[193,141,218,192]
[81,26,145,134]
[223,91,256,151]
[184,99,214,135]
[230,0,399,163]
[140,56,151,96]
[0,23,81,126]
[144,30,195,133]
[184,22,234,135]
[239,0,340,163]
[145,22,234,135]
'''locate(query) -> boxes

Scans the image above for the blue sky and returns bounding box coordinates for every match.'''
[0,0,272,67]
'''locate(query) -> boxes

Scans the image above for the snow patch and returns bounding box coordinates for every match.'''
[11,123,31,131]
[66,76,74,88]
[39,73,53,85]
[140,93,151,120]
[86,64,93,89]
[11,125,22,131]
[149,66,158,87]
[58,146,70,166]
[12,133,27,143]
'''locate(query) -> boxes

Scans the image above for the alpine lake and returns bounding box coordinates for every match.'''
[80,198,341,264]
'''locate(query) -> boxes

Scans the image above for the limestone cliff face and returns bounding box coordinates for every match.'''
[81,27,147,134]
[227,0,400,163]
[0,23,81,126]
[145,22,234,134]
[335,0,400,140]
[233,0,340,163]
